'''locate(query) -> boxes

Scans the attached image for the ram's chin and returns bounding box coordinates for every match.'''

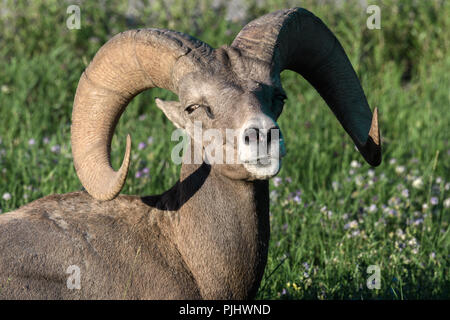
[244,159,282,180]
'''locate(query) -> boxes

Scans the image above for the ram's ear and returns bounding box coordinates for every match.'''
[155,98,186,129]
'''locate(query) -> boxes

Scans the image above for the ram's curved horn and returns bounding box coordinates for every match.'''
[232,8,381,166]
[71,29,213,200]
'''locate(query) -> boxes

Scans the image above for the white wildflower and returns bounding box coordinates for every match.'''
[444,198,450,208]
[368,204,377,213]
[408,238,418,247]
[355,175,364,187]
[350,160,361,168]
[1,85,10,93]
[344,220,358,230]
[2,192,11,201]
[412,177,424,189]
[396,229,406,240]
[395,166,406,174]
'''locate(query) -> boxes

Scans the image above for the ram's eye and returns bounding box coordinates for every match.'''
[185,104,215,119]
[185,104,201,114]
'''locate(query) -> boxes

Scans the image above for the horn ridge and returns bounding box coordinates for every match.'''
[71,29,212,200]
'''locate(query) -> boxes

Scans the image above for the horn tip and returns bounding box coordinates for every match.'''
[124,134,132,167]
[358,108,381,167]
[368,108,380,146]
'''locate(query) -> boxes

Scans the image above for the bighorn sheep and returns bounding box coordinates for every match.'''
[0,8,380,299]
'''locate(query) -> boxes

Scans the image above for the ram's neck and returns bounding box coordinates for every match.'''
[168,162,270,299]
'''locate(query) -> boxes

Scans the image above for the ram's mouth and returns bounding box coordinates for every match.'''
[256,157,271,166]
[243,157,282,180]
[243,156,273,166]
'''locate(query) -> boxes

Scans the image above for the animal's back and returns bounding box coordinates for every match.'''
[0,191,201,299]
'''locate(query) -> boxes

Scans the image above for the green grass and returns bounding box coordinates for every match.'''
[0,0,449,299]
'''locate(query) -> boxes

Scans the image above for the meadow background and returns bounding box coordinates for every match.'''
[0,0,448,299]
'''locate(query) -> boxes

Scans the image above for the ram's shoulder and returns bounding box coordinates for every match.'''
[0,191,155,227]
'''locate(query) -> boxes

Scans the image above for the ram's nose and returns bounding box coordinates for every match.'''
[239,117,286,164]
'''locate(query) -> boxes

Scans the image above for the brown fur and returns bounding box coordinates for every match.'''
[0,162,269,299]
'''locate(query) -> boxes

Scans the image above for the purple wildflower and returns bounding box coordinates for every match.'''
[387,208,397,216]
[401,189,409,198]
[351,230,360,237]
[138,142,146,150]
[50,145,61,153]
[273,177,282,187]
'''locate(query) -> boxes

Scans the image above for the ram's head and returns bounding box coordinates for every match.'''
[71,8,381,201]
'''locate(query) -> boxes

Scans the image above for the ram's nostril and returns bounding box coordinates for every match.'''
[243,128,260,145]
[267,127,279,145]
